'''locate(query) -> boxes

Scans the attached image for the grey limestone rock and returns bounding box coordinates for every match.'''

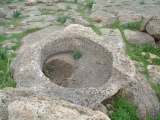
[0,88,110,120]
[10,24,135,109]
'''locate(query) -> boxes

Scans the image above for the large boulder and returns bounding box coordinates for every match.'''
[0,88,110,120]
[146,16,160,41]
[10,24,135,109]
[90,5,116,26]
[121,68,160,118]
[124,29,155,45]
[118,13,143,25]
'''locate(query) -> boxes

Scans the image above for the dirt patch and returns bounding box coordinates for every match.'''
[43,52,75,87]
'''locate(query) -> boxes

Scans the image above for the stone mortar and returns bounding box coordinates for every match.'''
[10,24,135,108]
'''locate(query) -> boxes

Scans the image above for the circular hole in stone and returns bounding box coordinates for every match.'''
[43,52,75,87]
[42,39,113,88]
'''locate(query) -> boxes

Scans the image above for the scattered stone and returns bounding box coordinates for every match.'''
[124,30,155,45]
[94,103,108,114]
[1,38,17,49]
[0,8,7,18]
[8,5,17,9]
[7,50,15,56]
[46,1,53,6]
[0,26,5,35]
[118,13,143,25]
[2,42,16,49]
[108,110,114,116]
[146,16,160,41]
[20,21,27,26]
[0,88,110,120]
[142,52,160,59]
[10,25,15,29]
[147,65,160,84]
[25,0,38,6]
[133,61,145,72]
[146,59,152,63]
[71,16,89,27]
[106,104,113,111]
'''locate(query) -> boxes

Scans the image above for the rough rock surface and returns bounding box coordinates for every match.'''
[25,0,38,6]
[10,24,135,109]
[17,25,64,54]
[100,28,126,52]
[147,65,160,84]
[124,30,155,45]
[146,16,160,41]
[121,72,160,117]
[90,5,116,26]
[118,13,143,25]
[70,16,89,27]
[0,88,110,120]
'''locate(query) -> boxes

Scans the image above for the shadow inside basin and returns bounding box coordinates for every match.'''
[41,38,113,88]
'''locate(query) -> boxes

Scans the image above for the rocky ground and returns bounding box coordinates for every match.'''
[0,0,160,120]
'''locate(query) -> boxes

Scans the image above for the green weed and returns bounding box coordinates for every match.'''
[13,10,21,18]
[56,15,70,24]
[147,111,160,120]
[0,49,7,60]
[0,27,42,88]
[0,52,16,88]
[89,22,102,35]
[110,94,139,120]
[74,0,78,3]
[73,50,82,59]
[154,2,160,5]
[85,0,95,8]
[122,21,142,30]
[43,69,51,77]
[4,16,26,28]
[20,7,25,11]
[65,5,72,11]
[139,0,145,4]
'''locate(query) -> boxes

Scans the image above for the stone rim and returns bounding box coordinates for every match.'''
[10,24,135,108]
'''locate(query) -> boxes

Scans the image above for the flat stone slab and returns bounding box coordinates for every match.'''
[10,24,135,108]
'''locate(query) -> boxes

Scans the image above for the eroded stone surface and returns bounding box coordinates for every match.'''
[146,16,160,41]
[0,88,110,120]
[124,30,155,45]
[101,28,126,52]
[10,24,135,109]
[121,72,160,117]
[147,65,160,84]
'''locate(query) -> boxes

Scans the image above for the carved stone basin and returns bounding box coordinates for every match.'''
[10,24,135,108]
